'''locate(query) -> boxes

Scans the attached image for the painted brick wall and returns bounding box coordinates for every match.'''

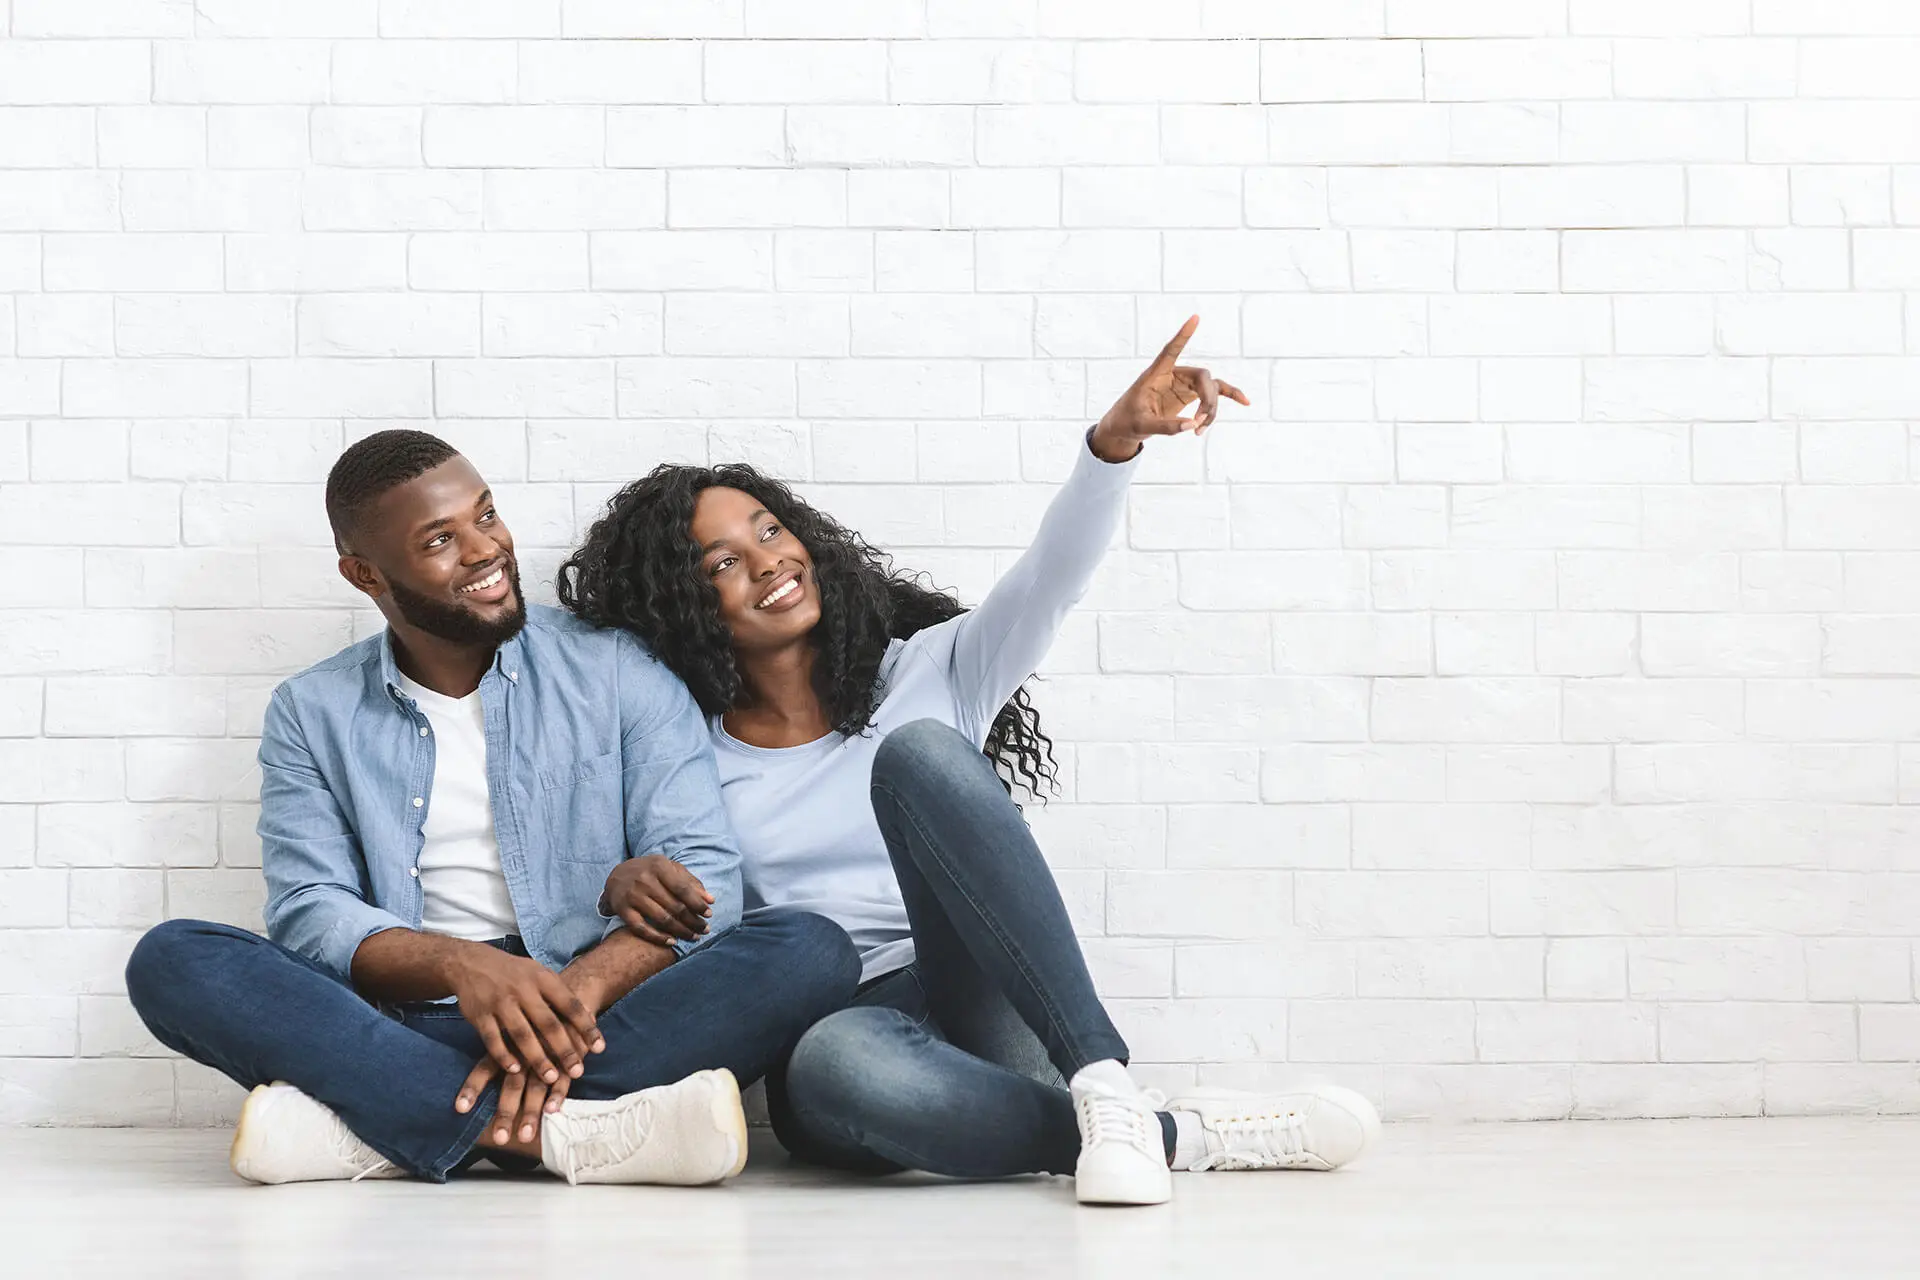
[3,0,1918,1125]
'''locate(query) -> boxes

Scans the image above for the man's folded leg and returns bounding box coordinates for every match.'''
[125,919,499,1183]
[571,907,859,1101]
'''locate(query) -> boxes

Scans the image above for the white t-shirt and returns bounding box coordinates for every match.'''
[394,669,519,942]
[712,437,1139,981]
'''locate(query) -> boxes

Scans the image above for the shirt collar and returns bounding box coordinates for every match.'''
[378,626,526,701]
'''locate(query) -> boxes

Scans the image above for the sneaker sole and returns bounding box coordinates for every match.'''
[706,1069,750,1182]
[229,1083,273,1183]
[1076,1175,1173,1207]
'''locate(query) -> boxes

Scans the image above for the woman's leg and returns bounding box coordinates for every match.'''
[768,974,1084,1178]
[868,717,1131,1081]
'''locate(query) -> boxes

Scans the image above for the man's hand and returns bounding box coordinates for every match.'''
[601,852,714,947]
[1090,315,1251,464]
[443,943,605,1090]
[452,964,618,1146]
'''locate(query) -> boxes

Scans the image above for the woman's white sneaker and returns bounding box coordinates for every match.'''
[1070,1060,1171,1206]
[540,1068,749,1186]
[229,1083,407,1184]
[1166,1085,1380,1172]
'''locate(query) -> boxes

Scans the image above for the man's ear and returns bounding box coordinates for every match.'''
[338,554,386,601]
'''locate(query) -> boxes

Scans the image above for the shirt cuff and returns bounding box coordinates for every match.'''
[314,905,415,984]
[1079,425,1146,481]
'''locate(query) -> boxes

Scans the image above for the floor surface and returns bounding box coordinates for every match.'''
[3,1119,1916,1278]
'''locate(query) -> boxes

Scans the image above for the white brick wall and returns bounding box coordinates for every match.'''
[2,2,1918,1128]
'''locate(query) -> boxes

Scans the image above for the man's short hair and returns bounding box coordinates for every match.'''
[324,429,460,554]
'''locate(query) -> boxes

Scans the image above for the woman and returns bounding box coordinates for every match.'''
[559,318,1378,1205]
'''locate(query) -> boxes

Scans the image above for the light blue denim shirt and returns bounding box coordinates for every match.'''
[258,605,742,982]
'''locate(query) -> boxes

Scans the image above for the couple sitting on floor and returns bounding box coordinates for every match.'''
[126,319,1377,1207]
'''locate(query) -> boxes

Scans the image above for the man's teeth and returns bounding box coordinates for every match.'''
[460,567,505,594]
[757,578,799,608]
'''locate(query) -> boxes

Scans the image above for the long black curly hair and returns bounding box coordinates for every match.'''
[558,463,1059,804]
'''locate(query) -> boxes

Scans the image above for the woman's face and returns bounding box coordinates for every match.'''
[689,485,821,652]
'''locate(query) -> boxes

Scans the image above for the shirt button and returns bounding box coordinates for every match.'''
[419,726,430,737]
[412,797,424,808]
[409,867,420,878]
[508,671,519,682]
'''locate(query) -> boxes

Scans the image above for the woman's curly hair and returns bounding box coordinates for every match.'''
[557,463,1059,804]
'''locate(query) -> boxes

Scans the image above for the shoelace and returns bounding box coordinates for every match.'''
[1077,1087,1167,1153]
[1190,1110,1312,1171]
[334,1126,398,1182]
[551,1099,654,1182]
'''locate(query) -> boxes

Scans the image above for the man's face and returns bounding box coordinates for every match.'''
[342,456,525,646]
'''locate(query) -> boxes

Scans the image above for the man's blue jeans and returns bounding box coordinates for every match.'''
[126,908,859,1181]
[765,719,1175,1179]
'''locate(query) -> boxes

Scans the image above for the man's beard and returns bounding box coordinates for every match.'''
[387,561,527,646]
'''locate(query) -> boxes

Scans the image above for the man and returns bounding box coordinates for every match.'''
[126,429,859,1186]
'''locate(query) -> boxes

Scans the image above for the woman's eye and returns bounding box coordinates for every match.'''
[711,556,736,575]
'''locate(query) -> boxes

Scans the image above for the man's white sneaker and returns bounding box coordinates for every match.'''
[1070,1060,1171,1206]
[229,1082,407,1185]
[540,1068,749,1186]
[1166,1085,1380,1172]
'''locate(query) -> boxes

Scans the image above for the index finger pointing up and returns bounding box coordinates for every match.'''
[1151,314,1201,374]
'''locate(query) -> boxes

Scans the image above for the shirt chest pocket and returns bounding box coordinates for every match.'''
[538,749,625,865]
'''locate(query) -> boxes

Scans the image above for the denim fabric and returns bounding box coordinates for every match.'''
[126,908,859,1181]
[258,606,742,981]
[766,719,1173,1179]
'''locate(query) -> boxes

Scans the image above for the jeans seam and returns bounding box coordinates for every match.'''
[873,777,1090,1074]
[415,1087,502,1182]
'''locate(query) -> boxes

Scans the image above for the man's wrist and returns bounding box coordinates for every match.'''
[1087,421,1141,464]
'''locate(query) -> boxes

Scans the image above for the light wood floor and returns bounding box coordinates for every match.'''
[3,1118,1915,1278]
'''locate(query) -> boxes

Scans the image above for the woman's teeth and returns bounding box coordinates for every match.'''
[460,567,505,594]
[757,578,799,608]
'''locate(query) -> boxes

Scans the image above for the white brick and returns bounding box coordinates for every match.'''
[1107,870,1287,939]
[1663,1004,1856,1063]
[1749,228,1850,291]
[28,423,126,482]
[1563,231,1746,292]
[1745,552,1844,612]
[1862,1007,1920,1062]
[436,359,613,418]
[1479,1003,1658,1064]
[1753,103,1920,164]
[1064,167,1240,230]
[0,996,77,1056]
[1267,104,1449,165]
[206,106,310,168]
[1166,230,1347,292]
[98,107,205,167]
[672,171,847,229]
[594,230,770,291]
[1397,423,1503,482]
[1296,871,1488,938]
[517,40,701,104]
[1694,423,1799,483]
[1548,939,1626,999]
[45,677,226,738]
[0,107,95,167]
[293,294,476,358]
[1078,743,1259,804]
[1561,103,1745,163]
[848,171,950,228]
[155,39,329,104]
[45,234,224,293]
[1575,1064,1761,1119]
[1076,40,1256,104]
[1352,804,1530,871]
[1449,102,1558,164]
[1613,39,1796,100]
[1505,423,1688,483]
[1360,939,1543,999]
[1793,167,1893,227]
[1433,612,1532,674]
[1163,105,1268,165]
[1643,487,1783,552]
[1290,999,1475,1064]
[1765,1064,1920,1116]
[606,107,784,168]
[168,868,268,931]
[1343,483,1450,547]
[1802,422,1908,484]
[1175,939,1353,998]
[1432,297,1610,357]
[1457,230,1557,292]
[39,804,186,869]
[1631,940,1806,1002]
[1492,870,1675,937]
[1804,936,1912,1005]
[483,294,660,358]
[1172,675,1367,742]
[195,0,376,34]
[1386,0,1563,35]
[1587,359,1768,422]
[64,360,249,418]
[774,231,873,292]
[1372,677,1559,743]
[0,740,124,802]
[1620,746,1890,805]
[305,171,482,232]
[889,38,1070,105]
[705,40,885,103]
[410,232,587,291]
[1374,551,1555,611]
[1244,296,1424,358]
[226,234,408,292]
[251,359,432,418]
[562,0,743,37]
[18,296,113,358]
[1259,39,1421,103]
[0,40,150,105]
[331,41,517,104]
[1570,0,1746,33]
[616,358,796,418]
[116,296,295,359]
[1615,295,1715,356]
[381,0,558,36]
[1425,38,1610,101]
[1272,613,1430,676]
[86,548,258,608]
[978,106,1160,166]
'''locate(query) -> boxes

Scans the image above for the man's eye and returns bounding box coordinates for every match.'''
[479,508,496,523]
[428,533,451,549]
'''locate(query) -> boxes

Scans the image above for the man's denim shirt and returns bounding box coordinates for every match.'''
[258,605,742,983]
